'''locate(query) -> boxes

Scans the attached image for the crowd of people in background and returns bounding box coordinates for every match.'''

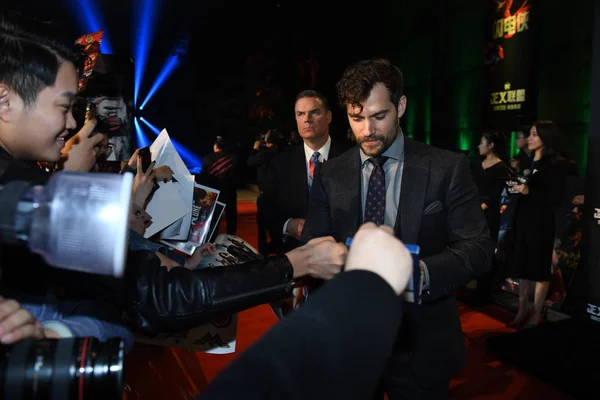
[235,119,585,329]
[469,124,584,328]
[0,9,591,399]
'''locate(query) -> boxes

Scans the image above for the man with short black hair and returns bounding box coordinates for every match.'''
[0,13,347,336]
[0,13,105,295]
[263,90,347,255]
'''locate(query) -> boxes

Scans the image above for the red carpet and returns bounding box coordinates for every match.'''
[123,201,573,399]
[451,304,574,399]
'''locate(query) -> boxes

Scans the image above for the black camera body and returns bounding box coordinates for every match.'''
[0,337,124,400]
[0,166,131,399]
[256,133,267,148]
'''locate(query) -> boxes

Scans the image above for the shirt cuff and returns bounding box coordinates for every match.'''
[42,321,73,338]
[401,259,426,304]
[420,260,430,290]
[282,218,293,242]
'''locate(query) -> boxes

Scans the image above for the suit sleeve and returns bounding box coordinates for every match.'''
[198,270,403,400]
[301,163,334,243]
[422,155,494,301]
[261,157,289,244]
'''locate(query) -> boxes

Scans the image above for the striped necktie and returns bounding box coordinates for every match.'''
[308,151,321,188]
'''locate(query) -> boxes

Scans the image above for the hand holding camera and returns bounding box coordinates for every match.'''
[61,119,106,173]
[0,297,45,345]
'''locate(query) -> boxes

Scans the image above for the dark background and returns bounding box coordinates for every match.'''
[484,0,540,130]
[1,0,595,175]
[3,0,600,324]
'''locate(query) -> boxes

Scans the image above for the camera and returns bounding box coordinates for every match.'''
[255,133,267,148]
[0,169,132,399]
[257,129,280,147]
[0,171,132,277]
[71,100,115,138]
[0,337,124,400]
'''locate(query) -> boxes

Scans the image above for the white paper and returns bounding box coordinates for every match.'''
[144,130,195,238]
[160,212,192,241]
[160,218,184,240]
[160,184,220,255]
[208,201,226,241]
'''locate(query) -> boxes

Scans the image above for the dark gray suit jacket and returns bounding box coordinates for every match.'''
[301,137,494,387]
[263,140,348,254]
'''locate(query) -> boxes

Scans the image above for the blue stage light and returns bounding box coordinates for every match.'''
[139,55,180,110]
[68,0,113,54]
[133,0,162,107]
[138,35,189,109]
[139,116,160,135]
[138,117,202,169]
[134,117,151,148]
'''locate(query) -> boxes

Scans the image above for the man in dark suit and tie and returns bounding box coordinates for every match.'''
[302,58,494,399]
[263,90,347,255]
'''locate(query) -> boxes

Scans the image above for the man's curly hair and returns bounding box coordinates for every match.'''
[336,58,404,113]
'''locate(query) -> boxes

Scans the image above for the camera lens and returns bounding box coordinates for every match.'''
[0,337,124,400]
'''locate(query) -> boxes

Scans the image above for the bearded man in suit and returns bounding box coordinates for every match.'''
[302,58,494,399]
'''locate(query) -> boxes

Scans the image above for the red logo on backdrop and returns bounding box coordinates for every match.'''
[493,0,531,40]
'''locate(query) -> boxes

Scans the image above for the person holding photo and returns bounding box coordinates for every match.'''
[0,12,348,337]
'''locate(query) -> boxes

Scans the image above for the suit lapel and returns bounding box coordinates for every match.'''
[333,147,361,235]
[328,140,346,160]
[302,141,344,211]
[289,146,309,204]
[395,138,430,244]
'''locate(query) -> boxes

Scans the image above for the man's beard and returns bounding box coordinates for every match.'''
[358,120,400,157]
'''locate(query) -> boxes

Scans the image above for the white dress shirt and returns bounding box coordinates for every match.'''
[283,135,332,236]
[304,135,332,179]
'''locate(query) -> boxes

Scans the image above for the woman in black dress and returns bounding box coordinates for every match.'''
[472,132,511,304]
[509,121,567,328]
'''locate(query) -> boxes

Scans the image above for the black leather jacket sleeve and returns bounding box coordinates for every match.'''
[125,250,294,334]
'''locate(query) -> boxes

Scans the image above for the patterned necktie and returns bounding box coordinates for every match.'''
[364,156,389,226]
[308,151,321,188]
[309,152,321,178]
